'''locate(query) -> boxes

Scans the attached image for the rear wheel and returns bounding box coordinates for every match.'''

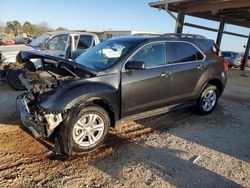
[57,106,110,156]
[196,85,219,115]
[6,68,25,91]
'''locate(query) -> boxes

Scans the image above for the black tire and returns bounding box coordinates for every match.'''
[196,84,219,115]
[57,105,110,156]
[6,68,26,91]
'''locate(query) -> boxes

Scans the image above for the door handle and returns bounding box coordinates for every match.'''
[197,64,205,70]
[161,71,171,78]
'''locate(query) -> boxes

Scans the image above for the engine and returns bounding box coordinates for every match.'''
[19,70,73,94]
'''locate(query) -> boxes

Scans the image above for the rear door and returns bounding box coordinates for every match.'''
[121,41,174,117]
[166,41,207,103]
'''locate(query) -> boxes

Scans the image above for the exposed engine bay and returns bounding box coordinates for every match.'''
[20,70,74,94]
[18,50,95,93]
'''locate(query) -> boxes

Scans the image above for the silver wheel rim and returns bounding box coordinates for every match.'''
[72,113,105,147]
[202,90,217,112]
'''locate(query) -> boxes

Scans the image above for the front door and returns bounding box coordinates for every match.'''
[121,41,174,117]
[45,34,69,58]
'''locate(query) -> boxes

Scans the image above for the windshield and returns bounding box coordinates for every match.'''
[75,40,135,70]
[29,34,51,47]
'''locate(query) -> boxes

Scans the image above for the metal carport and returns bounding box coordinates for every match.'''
[149,0,250,70]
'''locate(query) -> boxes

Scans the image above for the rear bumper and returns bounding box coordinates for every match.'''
[18,98,43,138]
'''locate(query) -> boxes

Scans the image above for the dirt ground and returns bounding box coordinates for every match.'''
[0,69,249,188]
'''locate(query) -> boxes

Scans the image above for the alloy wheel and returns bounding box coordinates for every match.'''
[72,113,105,147]
[202,89,217,112]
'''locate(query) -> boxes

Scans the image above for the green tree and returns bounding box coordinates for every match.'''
[6,20,22,36]
[23,21,37,36]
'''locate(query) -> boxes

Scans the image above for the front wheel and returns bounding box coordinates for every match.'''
[57,106,110,156]
[6,68,26,91]
[196,85,219,115]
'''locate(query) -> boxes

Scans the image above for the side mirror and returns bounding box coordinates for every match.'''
[125,61,146,70]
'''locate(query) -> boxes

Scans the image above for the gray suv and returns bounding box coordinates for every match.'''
[18,33,227,159]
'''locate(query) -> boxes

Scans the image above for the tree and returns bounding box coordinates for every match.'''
[35,22,52,34]
[23,21,37,36]
[0,22,5,33]
[56,27,68,31]
[6,20,22,36]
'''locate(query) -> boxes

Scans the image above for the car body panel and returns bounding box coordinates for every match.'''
[121,65,173,117]
[39,73,120,120]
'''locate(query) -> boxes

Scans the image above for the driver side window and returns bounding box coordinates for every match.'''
[46,35,68,51]
[130,42,166,68]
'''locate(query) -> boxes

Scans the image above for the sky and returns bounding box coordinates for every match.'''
[1,0,249,52]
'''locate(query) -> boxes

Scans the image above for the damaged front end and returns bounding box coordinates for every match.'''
[17,51,94,139]
[18,70,71,138]
[18,93,64,138]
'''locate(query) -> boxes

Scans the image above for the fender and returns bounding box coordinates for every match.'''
[39,73,120,119]
[194,59,226,98]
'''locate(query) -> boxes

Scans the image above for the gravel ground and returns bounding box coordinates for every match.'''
[0,69,249,188]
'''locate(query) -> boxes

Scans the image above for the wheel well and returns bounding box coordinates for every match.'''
[207,79,223,96]
[85,98,116,128]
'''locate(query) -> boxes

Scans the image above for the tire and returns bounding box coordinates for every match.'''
[6,68,26,91]
[196,84,219,115]
[57,105,110,156]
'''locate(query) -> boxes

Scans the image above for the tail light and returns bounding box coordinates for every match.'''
[224,60,229,72]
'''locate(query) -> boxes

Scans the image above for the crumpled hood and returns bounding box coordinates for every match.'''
[19,50,97,75]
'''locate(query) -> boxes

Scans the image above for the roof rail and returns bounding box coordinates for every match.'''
[161,33,207,39]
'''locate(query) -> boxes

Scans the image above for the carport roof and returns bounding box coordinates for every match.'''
[149,0,250,28]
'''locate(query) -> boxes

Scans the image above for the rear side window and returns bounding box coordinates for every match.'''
[77,35,93,49]
[130,42,166,68]
[167,42,204,64]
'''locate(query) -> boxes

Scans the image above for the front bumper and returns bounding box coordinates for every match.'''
[18,98,43,138]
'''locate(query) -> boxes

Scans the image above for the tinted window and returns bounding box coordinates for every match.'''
[77,35,93,49]
[167,42,204,64]
[130,42,166,68]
